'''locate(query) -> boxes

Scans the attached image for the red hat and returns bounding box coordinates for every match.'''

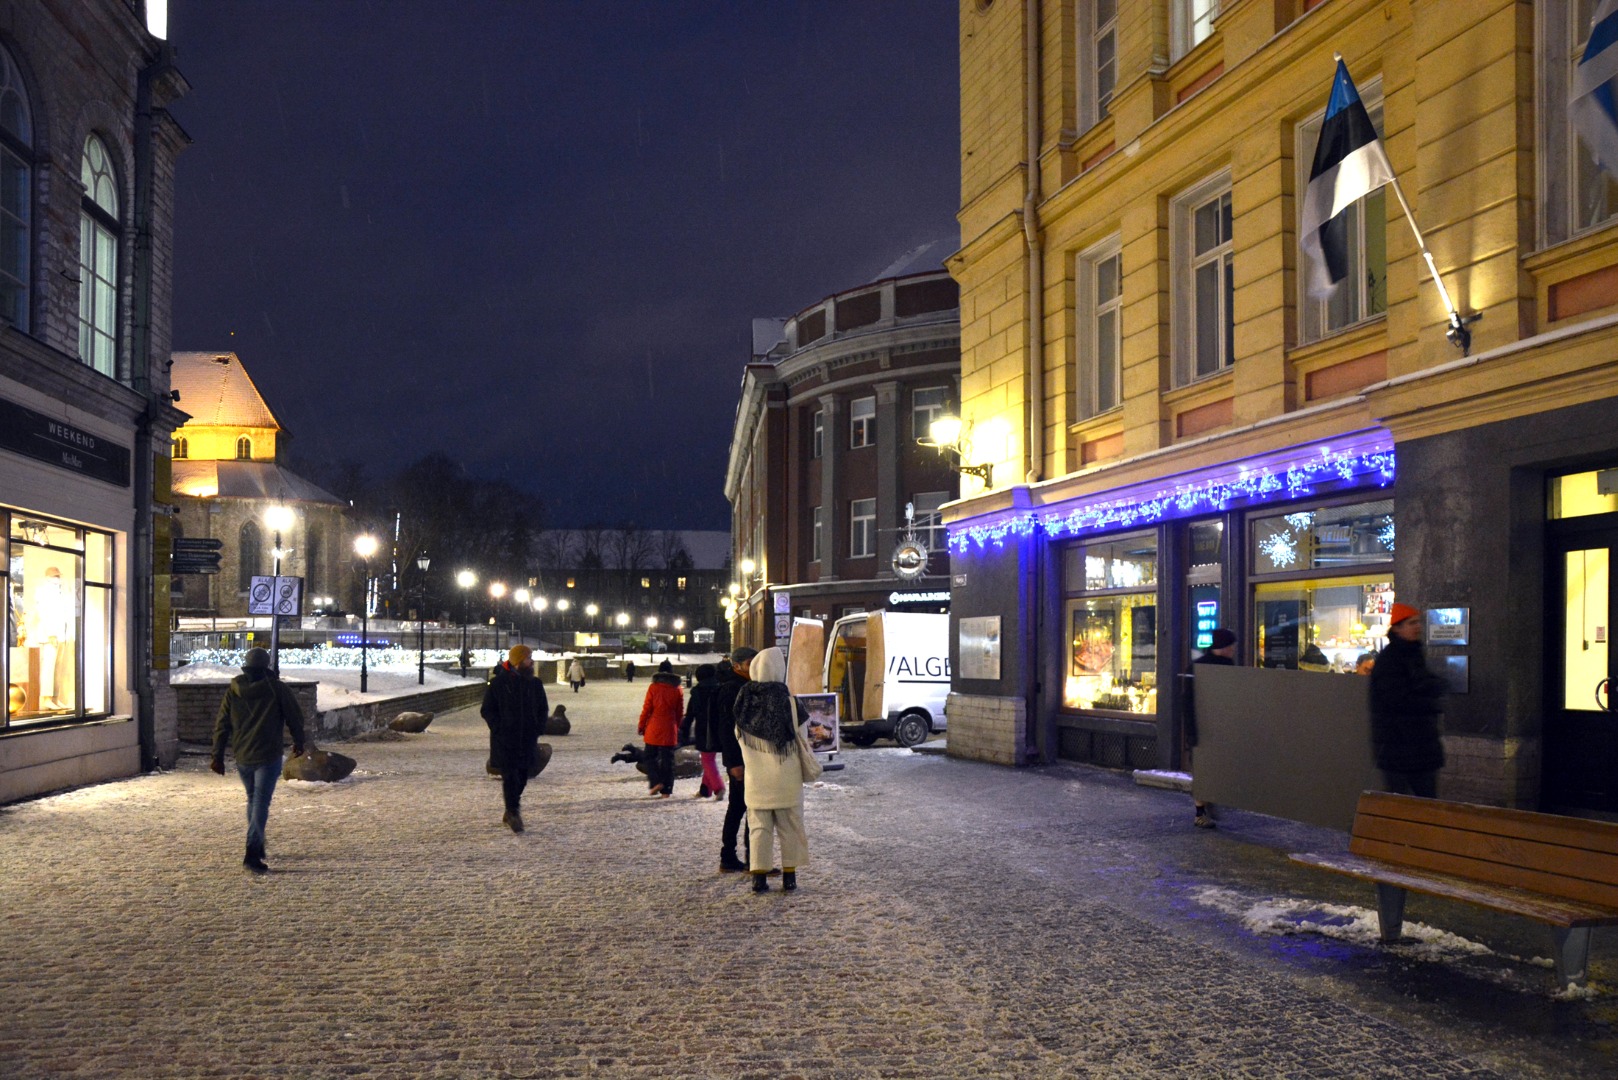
[1388,603,1418,627]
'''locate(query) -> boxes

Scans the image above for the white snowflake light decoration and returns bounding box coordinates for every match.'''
[1258,530,1298,568]
[1284,512,1315,532]
[1378,518,1395,551]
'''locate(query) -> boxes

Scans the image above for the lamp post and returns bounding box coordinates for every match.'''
[353,534,379,692]
[532,595,548,650]
[513,588,530,643]
[416,553,431,685]
[489,581,506,653]
[457,569,476,677]
[262,504,295,672]
[673,617,685,660]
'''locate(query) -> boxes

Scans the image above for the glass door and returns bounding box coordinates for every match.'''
[1545,539,1618,812]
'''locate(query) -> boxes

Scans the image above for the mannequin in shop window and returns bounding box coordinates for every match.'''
[29,566,73,710]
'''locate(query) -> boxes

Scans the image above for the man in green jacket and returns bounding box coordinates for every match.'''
[211,647,305,874]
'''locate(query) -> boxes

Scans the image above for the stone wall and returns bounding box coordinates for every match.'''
[945,692,1028,767]
[174,679,483,746]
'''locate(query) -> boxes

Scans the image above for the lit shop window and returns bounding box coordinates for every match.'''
[1249,498,1395,671]
[1061,531,1158,714]
[5,513,114,726]
[1549,468,1618,519]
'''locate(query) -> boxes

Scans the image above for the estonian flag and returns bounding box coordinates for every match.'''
[1299,59,1394,298]
[1573,0,1618,176]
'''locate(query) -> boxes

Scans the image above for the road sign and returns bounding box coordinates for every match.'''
[248,575,303,616]
[170,536,222,575]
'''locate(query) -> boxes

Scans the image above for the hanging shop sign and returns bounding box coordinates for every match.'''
[891,538,930,580]
[0,395,130,487]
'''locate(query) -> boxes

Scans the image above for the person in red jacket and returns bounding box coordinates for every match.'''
[638,659,684,797]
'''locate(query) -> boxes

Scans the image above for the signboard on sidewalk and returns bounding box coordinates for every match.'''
[248,575,303,616]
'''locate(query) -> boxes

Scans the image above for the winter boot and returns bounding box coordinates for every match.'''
[720,850,747,873]
[751,872,770,893]
[782,870,797,892]
[243,843,268,875]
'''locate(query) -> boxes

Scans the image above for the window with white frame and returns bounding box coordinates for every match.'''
[1297,82,1387,342]
[1079,0,1118,128]
[850,498,876,558]
[1540,0,1618,245]
[812,409,824,459]
[0,44,32,333]
[1171,0,1218,62]
[1077,236,1123,418]
[1172,174,1234,385]
[78,135,119,378]
[913,491,949,551]
[911,386,948,441]
[812,506,823,563]
[850,396,875,448]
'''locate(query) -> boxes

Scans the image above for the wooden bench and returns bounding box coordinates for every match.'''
[1289,791,1618,988]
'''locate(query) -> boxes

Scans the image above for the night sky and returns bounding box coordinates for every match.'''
[167,1,961,530]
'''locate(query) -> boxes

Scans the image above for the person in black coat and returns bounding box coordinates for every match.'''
[713,646,756,872]
[481,644,549,833]
[1184,628,1236,829]
[1370,603,1446,798]
[683,663,727,800]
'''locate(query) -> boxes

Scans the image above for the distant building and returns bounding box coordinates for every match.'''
[1,2,189,801]
[168,351,349,619]
[725,244,960,651]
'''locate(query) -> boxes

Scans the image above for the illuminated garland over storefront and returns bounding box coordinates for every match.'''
[946,436,1396,553]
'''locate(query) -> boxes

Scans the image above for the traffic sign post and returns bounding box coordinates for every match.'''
[171,536,223,575]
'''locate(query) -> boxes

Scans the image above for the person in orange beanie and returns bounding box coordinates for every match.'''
[1369,603,1447,798]
[481,644,549,832]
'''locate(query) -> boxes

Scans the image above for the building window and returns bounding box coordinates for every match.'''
[1078,237,1123,418]
[235,436,252,460]
[677,576,687,590]
[3,514,115,726]
[850,396,875,448]
[0,44,32,333]
[913,491,949,551]
[850,498,876,558]
[1061,531,1158,714]
[1173,175,1234,385]
[1542,1,1618,244]
[78,135,120,378]
[172,436,188,459]
[1171,0,1218,62]
[911,386,949,442]
[812,409,824,459]
[238,521,261,592]
[1080,0,1118,128]
[641,576,650,589]
[566,577,576,588]
[811,505,823,563]
[1297,82,1387,343]
[1249,498,1395,671]
[305,525,322,594]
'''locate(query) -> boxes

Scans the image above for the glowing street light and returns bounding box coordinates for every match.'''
[262,504,296,671]
[728,582,741,597]
[615,612,629,627]
[456,569,477,677]
[415,552,431,685]
[740,557,756,577]
[585,602,599,618]
[353,533,379,692]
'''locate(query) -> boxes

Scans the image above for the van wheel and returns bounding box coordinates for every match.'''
[893,711,930,748]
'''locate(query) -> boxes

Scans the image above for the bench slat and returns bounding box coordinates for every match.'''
[1349,817,1618,908]
[1353,792,1618,857]
[1289,852,1618,928]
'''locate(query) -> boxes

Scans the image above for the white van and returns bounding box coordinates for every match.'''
[821,610,949,747]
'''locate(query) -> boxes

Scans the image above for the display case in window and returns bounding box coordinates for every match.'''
[1254,575,1392,672]
[4,512,113,726]
[1061,531,1158,713]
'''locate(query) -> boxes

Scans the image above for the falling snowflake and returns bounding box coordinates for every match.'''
[1378,518,1395,551]
[1258,531,1298,568]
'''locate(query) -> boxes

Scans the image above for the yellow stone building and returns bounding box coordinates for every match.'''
[947,0,1618,815]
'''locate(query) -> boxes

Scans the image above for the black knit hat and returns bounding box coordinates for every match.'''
[658,659,673,673]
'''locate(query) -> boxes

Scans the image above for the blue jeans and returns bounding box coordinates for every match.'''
[237,758,282,853]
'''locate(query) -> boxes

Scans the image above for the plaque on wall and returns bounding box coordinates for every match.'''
[1426,607,1469,646]
[959,615,1001,681]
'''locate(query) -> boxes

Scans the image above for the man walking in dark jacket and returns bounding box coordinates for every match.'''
[714,646,756,872]
[482,644,549,832]
[211,647,305,874]
[1370,603,1447,798]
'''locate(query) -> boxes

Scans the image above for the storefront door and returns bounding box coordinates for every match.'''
[1545,530,1618,813]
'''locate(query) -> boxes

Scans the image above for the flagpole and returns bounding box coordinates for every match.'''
[1385,173,1480,355]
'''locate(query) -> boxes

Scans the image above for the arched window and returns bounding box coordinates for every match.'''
[172,435,188,459]
[235,436,252,460]
[78,135,119,378]
[0,44,32,331]
[305,524,323,593]
[239,520,261,592]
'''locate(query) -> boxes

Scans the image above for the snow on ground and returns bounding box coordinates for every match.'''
[1194,884,1497,960]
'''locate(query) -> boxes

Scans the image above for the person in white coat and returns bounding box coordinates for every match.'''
[566,658,586,693]
[732,646,815,893]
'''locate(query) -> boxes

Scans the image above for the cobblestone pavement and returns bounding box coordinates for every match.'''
[3,678,1615,1079]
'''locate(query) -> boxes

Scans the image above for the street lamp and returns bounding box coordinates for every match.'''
[513,588,530,644]
[262,504,295,672]
[416,552,431,685]
[353,534,379,692]
[457,569,477,677]
[740,557,756,577]
[919,412,993,486]
[673,617,685,659]
[489,581,506,652]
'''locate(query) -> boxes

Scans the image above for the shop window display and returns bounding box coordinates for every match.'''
[1254,575,1393,672]
[4,513,113,726]
[1062,532,1158,713]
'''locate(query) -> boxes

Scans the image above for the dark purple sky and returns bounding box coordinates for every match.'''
[167,1,961,530]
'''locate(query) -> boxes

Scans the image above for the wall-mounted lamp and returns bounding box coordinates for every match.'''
[918,413,992,486]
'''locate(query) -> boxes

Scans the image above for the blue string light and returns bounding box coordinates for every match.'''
[947,439,1395,553]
